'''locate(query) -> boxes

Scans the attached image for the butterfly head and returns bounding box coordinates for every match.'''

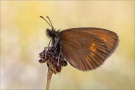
[40,16,59,38]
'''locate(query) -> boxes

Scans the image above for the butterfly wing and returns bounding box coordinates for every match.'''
[59,28,119,71]
[68,28,119,58]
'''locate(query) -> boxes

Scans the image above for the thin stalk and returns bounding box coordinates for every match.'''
[46,69,53,90]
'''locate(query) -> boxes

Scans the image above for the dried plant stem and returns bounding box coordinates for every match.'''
[46,69,53,90]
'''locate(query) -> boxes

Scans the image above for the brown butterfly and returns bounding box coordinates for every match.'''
[39,16,119,72]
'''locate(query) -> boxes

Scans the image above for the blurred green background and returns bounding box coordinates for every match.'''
[1,1,134,90]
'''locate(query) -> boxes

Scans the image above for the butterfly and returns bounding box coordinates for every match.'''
[39,16,119,73]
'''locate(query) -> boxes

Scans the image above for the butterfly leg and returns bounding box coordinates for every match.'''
[45,39,51,58]
[57,54,60,66]
[57,46,62,66]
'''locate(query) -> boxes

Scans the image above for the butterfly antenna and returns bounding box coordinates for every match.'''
[47,16,54,30]
[40,16,54,30]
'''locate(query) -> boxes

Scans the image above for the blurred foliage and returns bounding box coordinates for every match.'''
[1,1,134,90]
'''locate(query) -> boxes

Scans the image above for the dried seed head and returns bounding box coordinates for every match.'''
[39,47,67,73]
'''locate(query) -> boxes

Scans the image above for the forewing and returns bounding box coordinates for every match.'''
[62,28,119,58]
[59,30,110,71]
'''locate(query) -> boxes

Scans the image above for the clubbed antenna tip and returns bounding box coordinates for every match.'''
[40,16,54,30]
